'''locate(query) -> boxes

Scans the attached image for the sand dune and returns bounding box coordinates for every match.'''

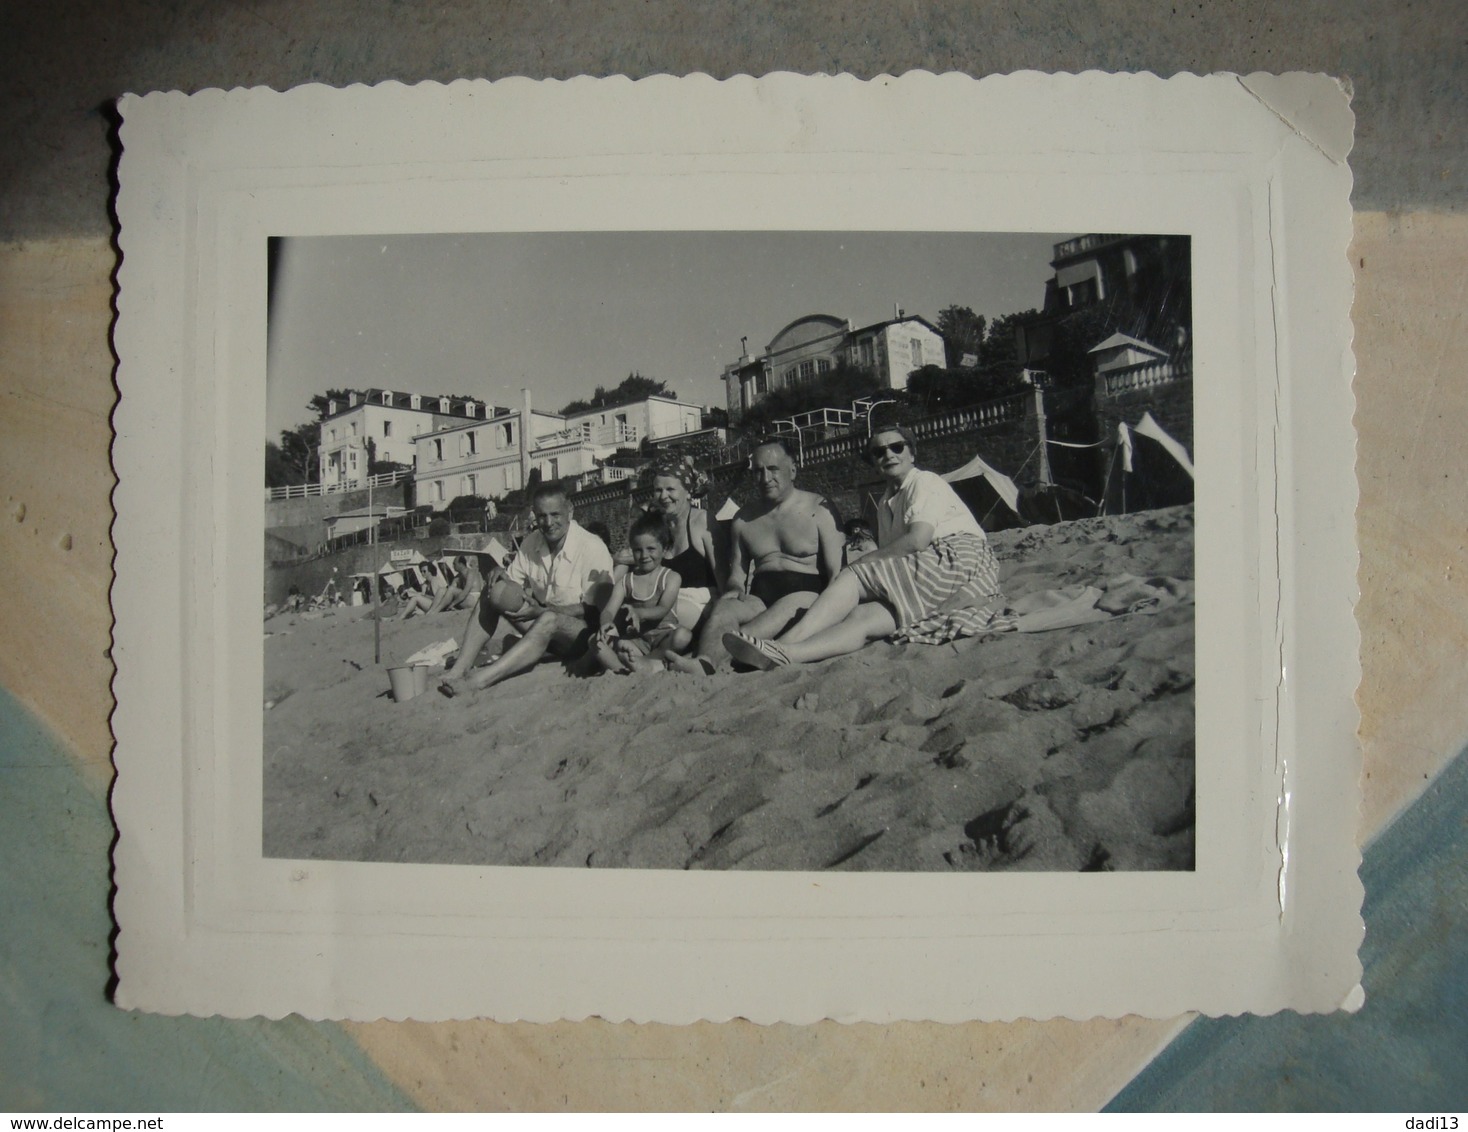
[263,505,1194,872]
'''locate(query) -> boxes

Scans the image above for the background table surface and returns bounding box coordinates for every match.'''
[1,1,1465,1111]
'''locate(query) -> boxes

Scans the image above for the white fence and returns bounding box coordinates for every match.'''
[266,469,411,503]
[1101,353,1193,396]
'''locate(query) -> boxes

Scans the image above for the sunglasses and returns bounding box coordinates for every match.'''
[868,440,909,458]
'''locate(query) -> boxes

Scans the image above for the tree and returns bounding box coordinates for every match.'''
[306,388,355,420]
[266,389,354,487]
[979,310,1035,383]
[265,441,302,488]
[936,305,987,368]
[272,422,320,485]
[444,493,491,522]
[906,364,1028,415]
[560,372,676,415]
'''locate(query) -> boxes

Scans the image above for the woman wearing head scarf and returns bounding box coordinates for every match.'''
[647,453,724,633]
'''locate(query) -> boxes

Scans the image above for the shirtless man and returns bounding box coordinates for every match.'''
[438,482,613,695]
[669,438,841,672]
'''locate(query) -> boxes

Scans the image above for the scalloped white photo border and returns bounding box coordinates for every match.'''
[111,72,1360,1022]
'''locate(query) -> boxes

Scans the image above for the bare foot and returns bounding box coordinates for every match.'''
[664,653,717,676]
[593,640,630,674]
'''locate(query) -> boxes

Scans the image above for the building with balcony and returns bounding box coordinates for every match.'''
[317,389,494,491]
[413,394,706,505]
[1014,233,1191,371]
[721,311,945,422]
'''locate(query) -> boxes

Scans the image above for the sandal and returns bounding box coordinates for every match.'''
[722,631,791,671]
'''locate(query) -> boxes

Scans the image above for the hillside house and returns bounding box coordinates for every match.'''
[721,311,946,422]
[318,389,494,491]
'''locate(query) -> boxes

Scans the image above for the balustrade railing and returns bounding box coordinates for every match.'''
[1054,233,1127,259]
[1101,354,1192,396]
[266,469,411,503]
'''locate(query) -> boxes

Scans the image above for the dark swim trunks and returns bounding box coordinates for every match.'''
[750,569,822,607]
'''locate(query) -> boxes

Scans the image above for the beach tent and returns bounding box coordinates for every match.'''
[941,453,1026,530]
[348,550,430,600]
[477,533,516,568]
[942,454,1021,515]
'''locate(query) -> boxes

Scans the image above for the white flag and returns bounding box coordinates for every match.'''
[1133,412,1195,479]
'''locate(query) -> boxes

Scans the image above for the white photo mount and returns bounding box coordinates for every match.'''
[112,73,1360,1022]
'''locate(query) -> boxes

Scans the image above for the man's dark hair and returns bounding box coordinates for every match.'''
[628,511,669,547]
[530,479,570,507]
[751,436,798,463]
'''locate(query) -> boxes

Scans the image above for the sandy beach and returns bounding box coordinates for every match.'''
[263,504,1194,872]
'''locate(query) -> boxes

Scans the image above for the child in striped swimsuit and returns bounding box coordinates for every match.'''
[594,512,692,673]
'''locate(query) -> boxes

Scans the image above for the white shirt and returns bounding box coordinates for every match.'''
[877,468,986,547]
[506,520,614,606]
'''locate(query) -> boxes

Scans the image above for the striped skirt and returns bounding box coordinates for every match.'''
[847,532,1012,644]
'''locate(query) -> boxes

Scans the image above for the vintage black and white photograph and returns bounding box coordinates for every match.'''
[261,228,1196,873]
[114,73,1361,1021]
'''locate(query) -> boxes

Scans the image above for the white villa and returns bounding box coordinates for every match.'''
[413,394,705,505]
[317,390,494,491]
[721,311,946,422]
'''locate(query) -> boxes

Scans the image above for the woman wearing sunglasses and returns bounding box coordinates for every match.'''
[724,424,1007,668]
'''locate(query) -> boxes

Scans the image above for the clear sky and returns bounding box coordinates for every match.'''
[265,230,1069,439]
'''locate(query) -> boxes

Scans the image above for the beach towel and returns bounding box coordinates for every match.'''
[999,574,1195,634]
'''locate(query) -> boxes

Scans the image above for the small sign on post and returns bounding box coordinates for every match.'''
[389,549,415,562]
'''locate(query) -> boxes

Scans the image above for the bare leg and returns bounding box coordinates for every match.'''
[463,609,560,691]
[397,592,433,621]
[777,571,864,645]
[776,602,897,664]
[646,627,693,668]
[427,584,462,615]
[441,593,501,682]
[692,594,767,667]
[741,592,816,639]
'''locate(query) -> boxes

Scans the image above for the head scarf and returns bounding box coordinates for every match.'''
[648,452,709,499]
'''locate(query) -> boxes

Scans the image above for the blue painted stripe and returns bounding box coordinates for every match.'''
[1109,745,1468,1111]
[0,686,416,1112]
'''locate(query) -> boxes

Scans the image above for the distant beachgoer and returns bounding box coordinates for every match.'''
[284,584,304,612]
[448,555,483,611]
[423,555,475,614]
[439,481,614,696]
[666,438,841,674]
[395,583,434,620]
[723,425,1007,669]
[308,570,341,608]
[593,512,691,673]
[842,517,878,567]
[646,454,723,634]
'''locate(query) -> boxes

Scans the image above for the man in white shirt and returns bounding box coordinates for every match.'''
[440,482,614,695]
